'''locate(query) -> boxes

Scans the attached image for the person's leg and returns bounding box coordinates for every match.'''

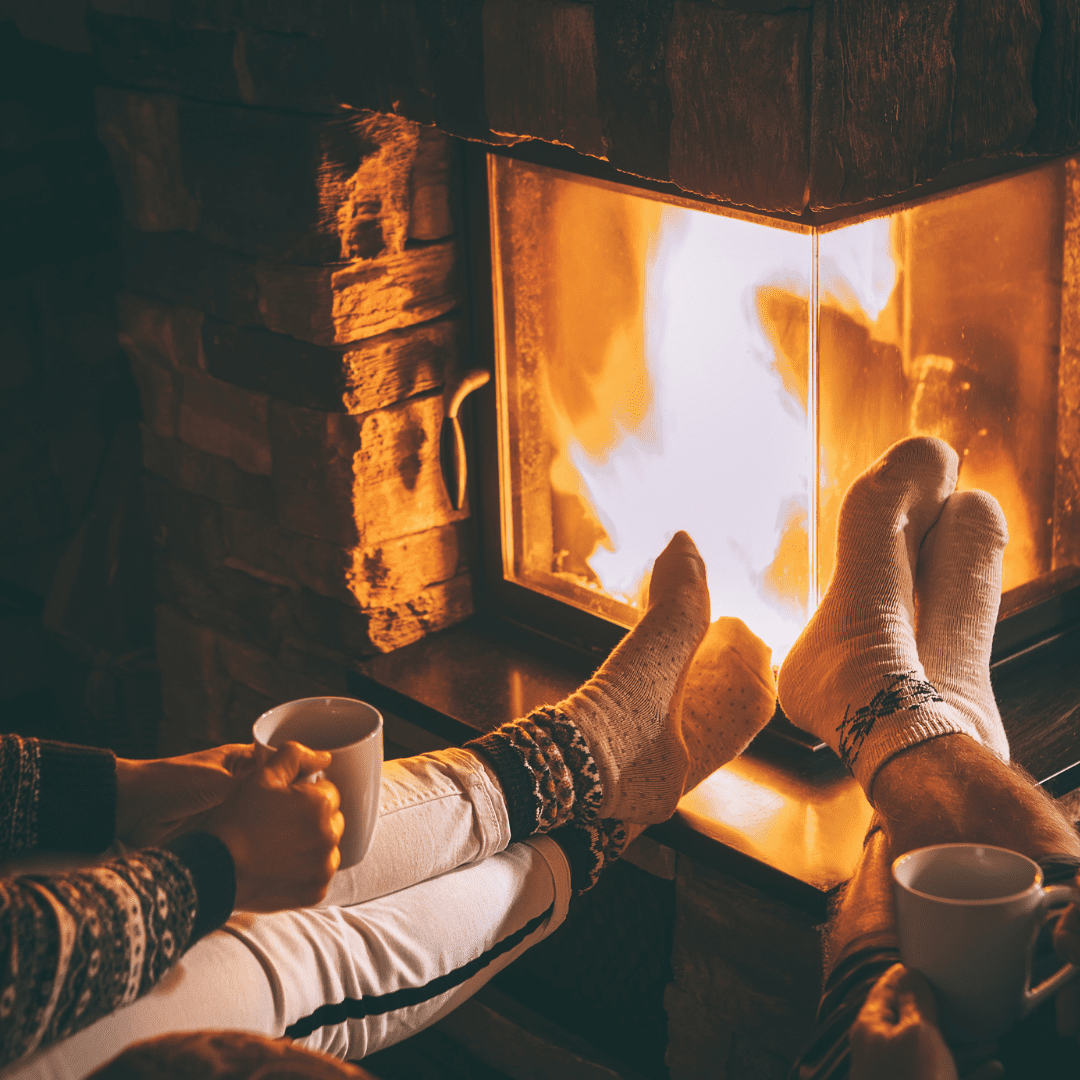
[8,837,570,1080]
[329,531,773,909]
[783,439,1080,1078]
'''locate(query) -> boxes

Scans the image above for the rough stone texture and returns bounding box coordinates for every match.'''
[219,505,356,605]
[667,1,809,212]
[122,228,264,327]
[951,0,1040,157]
[156,601,233,747]
[341,317,459,414]
[594,0,674,181]
[96,88,198,231]
[179,102,421,263]
[118,291,205,369]
[1031,0,1080,154]
[140,424,276,516]
[665,859,822,1075]
[484,0,604,157]
[83,0,1080,213]
[268,402,363,546]
[409,125,457,241]
[178,369,272,476]
[349,523,470,607]
[809,0,957,209]
[89,9,240,98]
[233,26,339,112]
[1055,156,1080,571]
[256,242,462,346]
[145,475,227,570]
[201,315,458,414]
[365,573,474,653]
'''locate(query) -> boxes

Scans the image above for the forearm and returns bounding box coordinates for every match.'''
[0,835,235,1068]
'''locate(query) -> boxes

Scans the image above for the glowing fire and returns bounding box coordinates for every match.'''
[561,208,813,659]
[493,155,1061,660]
[550,210,900,660]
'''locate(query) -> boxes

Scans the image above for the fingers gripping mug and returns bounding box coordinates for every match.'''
[253,697,383,870]
[893,843,1080,1042]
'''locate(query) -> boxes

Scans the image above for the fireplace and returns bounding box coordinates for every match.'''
[8,4,1079,1075]
[472,146,1080,667]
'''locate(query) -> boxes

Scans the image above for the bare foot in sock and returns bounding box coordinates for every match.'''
[567,530,711,822]
[681,618,776,795]
[915,489,1010,761]
[468,533,710,832]
[776,437,982,794]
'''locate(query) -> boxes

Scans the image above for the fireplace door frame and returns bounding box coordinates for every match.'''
[463,140,1080,665]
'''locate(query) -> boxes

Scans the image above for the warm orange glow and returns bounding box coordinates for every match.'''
[492,155,1067,657]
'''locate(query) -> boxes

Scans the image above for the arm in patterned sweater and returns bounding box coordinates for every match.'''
[0,735,235,1068]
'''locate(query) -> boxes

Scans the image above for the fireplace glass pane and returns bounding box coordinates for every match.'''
[817,165,1064,596]
[490,154,1073,660]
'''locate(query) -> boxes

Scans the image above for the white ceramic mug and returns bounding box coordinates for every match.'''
[253,696,383,870]
[893,843,1080,1042]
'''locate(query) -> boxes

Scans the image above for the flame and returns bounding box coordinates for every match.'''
[562,207,814,659]
[494,156,1059,662]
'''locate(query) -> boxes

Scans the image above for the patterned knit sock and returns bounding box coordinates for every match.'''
[548,819,646,895]
[915,489,1011,761]
[776,437,982,795]
[680,617,777,795]
[468,532,710,832]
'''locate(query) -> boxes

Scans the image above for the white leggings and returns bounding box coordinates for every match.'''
[7,748,571,1079]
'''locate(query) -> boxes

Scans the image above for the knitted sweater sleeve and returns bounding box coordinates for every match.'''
[0,736,236,1067]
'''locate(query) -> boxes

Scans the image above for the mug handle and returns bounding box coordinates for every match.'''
[1024,883,1080,1012]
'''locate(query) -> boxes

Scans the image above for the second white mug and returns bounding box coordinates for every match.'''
[893,842,1080,1042]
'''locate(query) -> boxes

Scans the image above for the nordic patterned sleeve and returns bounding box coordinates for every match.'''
[0,834,236,1069]
[0,734,117,861]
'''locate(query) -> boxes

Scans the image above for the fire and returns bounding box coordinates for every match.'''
[563,207,813,659]
[492,155,1061,660]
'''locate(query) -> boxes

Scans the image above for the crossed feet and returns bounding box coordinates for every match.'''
[471,434,1011,869]
[777,436,1010,796]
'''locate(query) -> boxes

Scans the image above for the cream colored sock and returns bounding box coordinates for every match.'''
[915,489,1011,761]
[565,530,711,823]
[776,437,982,795]
[681,617,777,795]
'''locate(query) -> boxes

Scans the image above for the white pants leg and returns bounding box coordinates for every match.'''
[5,750,572,1080]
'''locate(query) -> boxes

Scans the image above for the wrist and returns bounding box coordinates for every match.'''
[114,757,151,840]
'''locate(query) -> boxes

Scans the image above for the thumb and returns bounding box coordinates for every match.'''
[261,742,332,787]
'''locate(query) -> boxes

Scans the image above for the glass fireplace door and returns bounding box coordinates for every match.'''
[488,153,1074,663]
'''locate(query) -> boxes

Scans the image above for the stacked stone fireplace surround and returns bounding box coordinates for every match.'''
[92,17,474,755]
[71,0,1080,758]
[4,1,1080,1077]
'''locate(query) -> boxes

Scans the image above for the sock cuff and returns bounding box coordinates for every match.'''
[856,704,983,797]
[466,707,604,842]
[464,731,541,842]
[548,819,629,895]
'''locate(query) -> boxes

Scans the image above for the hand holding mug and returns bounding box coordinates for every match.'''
[115,743,265,847]
[893,844,1080,1043]
[200,741,344,912]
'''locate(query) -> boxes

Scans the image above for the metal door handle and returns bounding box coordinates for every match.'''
[440,368,490,510]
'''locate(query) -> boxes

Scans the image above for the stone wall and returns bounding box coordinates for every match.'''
[68,0,1080,217]
[53,3,476,753]
[0,15,162,751]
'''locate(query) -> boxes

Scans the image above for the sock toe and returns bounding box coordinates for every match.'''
[841,436,959,575]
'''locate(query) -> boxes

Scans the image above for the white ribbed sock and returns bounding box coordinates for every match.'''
[776,437,982,795]
[915,489,1011,762]
[567,530,710,823]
